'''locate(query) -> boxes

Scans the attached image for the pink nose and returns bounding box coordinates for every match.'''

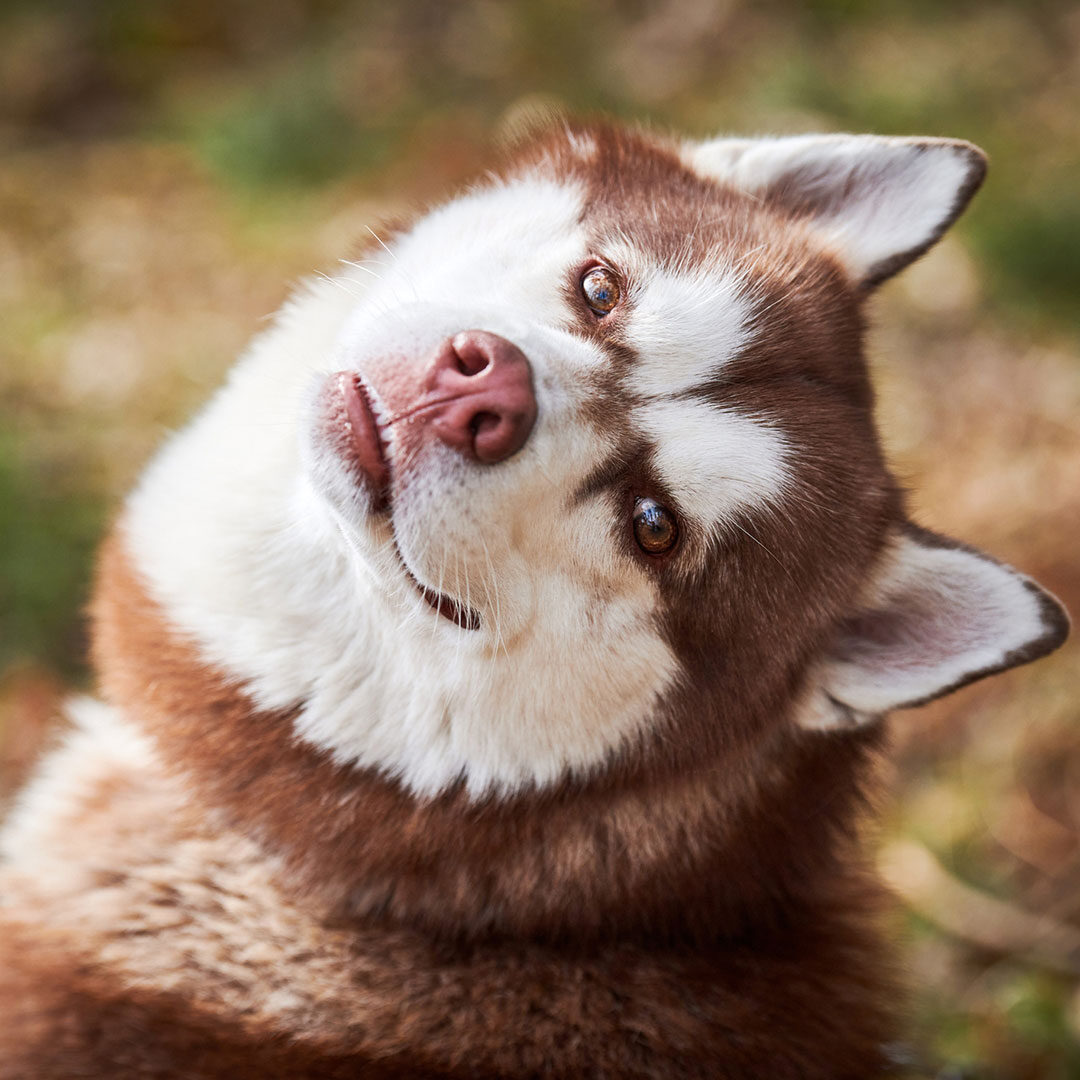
[423,331,537,463]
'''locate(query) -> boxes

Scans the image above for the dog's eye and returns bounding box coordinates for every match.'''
[582,266,621,316]
[633,498,678,555]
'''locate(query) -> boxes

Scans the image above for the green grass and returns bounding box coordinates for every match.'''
[0,433,105,677]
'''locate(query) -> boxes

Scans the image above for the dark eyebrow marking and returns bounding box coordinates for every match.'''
[568,442,655,509]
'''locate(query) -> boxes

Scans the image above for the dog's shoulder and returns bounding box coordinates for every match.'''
[0,701,365,1073]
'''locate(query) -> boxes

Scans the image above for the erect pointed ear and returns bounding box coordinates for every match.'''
[799,525,1069,731]
[685,134,987,287]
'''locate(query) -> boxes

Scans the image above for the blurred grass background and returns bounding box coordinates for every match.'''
[0,1,1078,1075]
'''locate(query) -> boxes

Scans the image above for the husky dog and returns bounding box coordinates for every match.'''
[0,122,1068,1078]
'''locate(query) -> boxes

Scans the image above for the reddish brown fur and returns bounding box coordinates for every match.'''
[7,505,898,1076]
[0,537,901,1075]
[0,922,466,1079]
[91,527,892,950]
[0,123,987,1077]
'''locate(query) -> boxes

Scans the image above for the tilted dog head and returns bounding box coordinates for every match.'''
[122,123,1068,802]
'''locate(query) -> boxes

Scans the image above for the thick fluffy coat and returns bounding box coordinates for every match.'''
[0,123,1068,1078]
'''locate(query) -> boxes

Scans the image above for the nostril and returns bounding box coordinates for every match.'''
[425,330,537,464]
[451,332,492,376]
[469,411,500,437]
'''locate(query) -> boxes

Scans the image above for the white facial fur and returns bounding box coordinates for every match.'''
[113,129,1064,794]
[639,399,789,538]
[619,258,754,398]
[124,170,786,796]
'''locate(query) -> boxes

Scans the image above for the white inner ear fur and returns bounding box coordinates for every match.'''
[798,528,1068,731]
[684,134,985,285]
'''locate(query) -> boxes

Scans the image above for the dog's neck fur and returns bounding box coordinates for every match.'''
[93,526,884,945]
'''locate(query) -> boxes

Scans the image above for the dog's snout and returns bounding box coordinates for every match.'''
[425,330,537,464]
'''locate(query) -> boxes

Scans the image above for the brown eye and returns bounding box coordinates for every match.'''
[633,498,678,555]
[582,266,621,316]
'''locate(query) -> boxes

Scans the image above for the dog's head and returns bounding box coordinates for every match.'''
[123,124,1068,800]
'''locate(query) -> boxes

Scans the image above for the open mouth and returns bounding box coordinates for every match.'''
[337,371,482,632]
[398,562,482,631]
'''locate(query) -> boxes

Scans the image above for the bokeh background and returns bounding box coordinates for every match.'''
[1,1,1078,1075]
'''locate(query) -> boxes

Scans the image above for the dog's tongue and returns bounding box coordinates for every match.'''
[341,373,391,507]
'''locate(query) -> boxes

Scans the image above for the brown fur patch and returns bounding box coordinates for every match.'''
[92,528,885,945]
[67,528,904,1075]
[0,907,898,1078]
[0,920,465,1080]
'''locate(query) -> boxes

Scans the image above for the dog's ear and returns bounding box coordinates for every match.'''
[685,134,986,287]
[798,525,1069,731]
